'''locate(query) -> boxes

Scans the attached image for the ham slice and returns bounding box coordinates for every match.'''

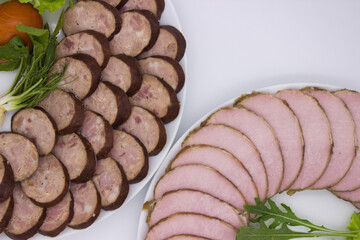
[167,236,210,240]
[333,187,360,203]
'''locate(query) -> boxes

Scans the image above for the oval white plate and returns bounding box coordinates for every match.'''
[137,82,358,240]
[0,0,187,238]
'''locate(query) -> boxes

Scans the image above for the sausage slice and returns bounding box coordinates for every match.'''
[0,155,14,202]
[20,154,70,208]
[119,0,165,19]
[332,187,360,203]
[167,236,211,240]
[11,108,57,156]
[130,74,180,123]
[0,197,13,234]
[94,0,128,8]
[0,133,39,182]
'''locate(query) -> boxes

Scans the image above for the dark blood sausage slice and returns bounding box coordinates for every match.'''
[20,154,70,208]
[50,54,101,100]
[101,54,142,96]
[130,74,180,123]
[109,130,149,183]
[332,90,360,191]
[235,93,304,192]
[92,157,129,210]
[56,30,110,69]
[110,10,160,57]
[0,197,13,234]
[182,124,268,202]
[119,0,165,19]
[0,133,39,182]
[205,107,284,198]
[139,25,186,62]
[169,145,258,206]
[68,180,101,229]
[11,108,57,156]
[79,110,114,159]
[38,90,85,135]
[0,155,14,202]
[276,90,332,190]
[303,88,356,189]
[52,133,96,183]
[5,184,46,240]
[39,192,74,237]
[117,106,166,156]
[145,213,237,240]
[148,190,247,229]
[63,0,121,40]
[83,82,131,126]
[138,56,185,93]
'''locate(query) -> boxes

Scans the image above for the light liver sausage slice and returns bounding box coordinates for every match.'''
[0,197,13,234]
[119,0,164,19]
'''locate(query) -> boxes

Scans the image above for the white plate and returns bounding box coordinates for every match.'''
[0,0,187,238]
[137,82,358,240]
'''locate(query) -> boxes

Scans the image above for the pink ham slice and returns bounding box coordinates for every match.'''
[353,202,360,210]
[154,164,246,211]
[169,145,258,206]
[148,189,247,229]
[145,213,237,240]
[182,124,268,201]
[205,107,283,198]
[167,236,210,240]
[332,90,360,191]
[303,88,356,189]
[275,90,332,190]
[333,187,360,202]
[235,93,304,192]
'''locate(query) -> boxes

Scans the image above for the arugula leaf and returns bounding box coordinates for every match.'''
[0,36,29,71]
[19,0,66,14]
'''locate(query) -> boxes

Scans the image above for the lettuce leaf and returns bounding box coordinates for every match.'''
[19,0,66,14]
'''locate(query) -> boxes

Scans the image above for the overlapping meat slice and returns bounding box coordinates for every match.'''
[235,93,304,192]
[167,236,210,240]
[302,88,356,189]
[169,145,258,206]
[205,107,283,198]
[95,0,127,8]
[145,213,237,240]
[182,124,268,201]
[332,187,360,202]
[119,0,164,19]
[0,197,13,234]
[0,155,14,202]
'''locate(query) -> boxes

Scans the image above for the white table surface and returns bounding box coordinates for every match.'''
[60,0,360,239]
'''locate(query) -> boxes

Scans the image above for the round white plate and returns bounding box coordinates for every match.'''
[0,0,187,238]
[137,82,358,240]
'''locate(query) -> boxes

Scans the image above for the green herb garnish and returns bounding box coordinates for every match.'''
[19,0,71,14]
[237,198,360,240]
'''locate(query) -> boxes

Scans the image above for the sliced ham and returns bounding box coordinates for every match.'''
[0,155,14,202]
[0,197,13,234]
[119,0,165,19]
[146,213,237,240]
[182,124,268,201]
[167,235,210,240]
[332,188,360,203]
[353,202,360,210]
[302,88,356,189]
[169,145,258,206]
[235,93,304,192]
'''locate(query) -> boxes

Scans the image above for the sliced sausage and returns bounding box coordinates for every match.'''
[56,30,110,69]
[11,108,57,156]
[146,213,237,240]
[110,10,159,57]
[0,197,13,234]
[38,90,85,135]
[303,88,356,189]
[109,130,149,183]
[50,54,101,100]
[148,190,247,229]
[119,0,165,19]
[79,110,114,159]
[139,25,186,62]
[332,187,360,203]
[63,0,121,40]
[0,155,14,202]
[169,145,258,206]
[205,107,283,198]
[52,133,96,183]
[117,106,166,156]
[39,192,74,237]
[68,180,101,229]
[92,157,129,210]
[275,90,332,190]
[5,184,46,240]
[101,54,142,96]
[0,133,39,182]
[235,93,304,192]
[167,235,211,240]
[154,165,246,211]
[20,154,70,208]
[130,74,180,123]
[83,82,131,126]
[138,56,185,93]
[182,124,268,202]
[332,90,360,191]
[89,0,128,8]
